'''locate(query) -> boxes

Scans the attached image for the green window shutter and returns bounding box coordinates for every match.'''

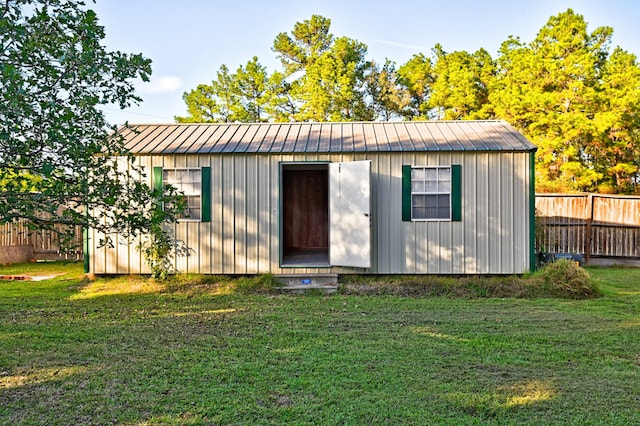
[451,164,462,222]
[402,165,412,221]
[201,167,211,223]
[153,166,163,193]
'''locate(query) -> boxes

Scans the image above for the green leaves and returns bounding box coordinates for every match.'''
[0,0,177,257]
[490,8,640,193]
[175,58,274,123]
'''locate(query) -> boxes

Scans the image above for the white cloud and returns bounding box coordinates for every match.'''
[137,76,183,94]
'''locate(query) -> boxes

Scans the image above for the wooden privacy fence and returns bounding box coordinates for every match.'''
[535,193,640,262]
[0,219,83,262]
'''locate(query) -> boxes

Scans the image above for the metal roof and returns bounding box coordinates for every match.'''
[119,120,537,155]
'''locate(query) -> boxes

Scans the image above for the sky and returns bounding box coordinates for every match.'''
[91,0,640,125]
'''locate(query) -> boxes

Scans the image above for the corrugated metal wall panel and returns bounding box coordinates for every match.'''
[256,154,270,272]
[500,153,514,273]
[374,152,390,272]
[245,155,258,273]
[210,155,223,273]
[221,155,235,273]
[513,153,529,272]
[462,154,477,273]
[91,151,532,275]
[475,153,490,273]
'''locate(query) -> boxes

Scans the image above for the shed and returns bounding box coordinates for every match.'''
[88,120,537,275]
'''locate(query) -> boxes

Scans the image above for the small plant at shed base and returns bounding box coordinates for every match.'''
[139,226,190,280]
[537,259,600,298]
[137,190,191,280]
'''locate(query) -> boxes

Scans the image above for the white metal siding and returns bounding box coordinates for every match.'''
[89,151,532,275]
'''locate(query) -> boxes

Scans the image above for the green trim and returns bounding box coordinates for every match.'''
[529,151,537,272]
[401,165,412,221]
[153,166,163,193]
[451,164,462,222]
[83,227,89,274]
[201,167,211,222]
[278,162,284,266]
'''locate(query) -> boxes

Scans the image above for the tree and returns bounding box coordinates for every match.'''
[428,45,495,120]
[272,14,334,76]
[0,0,184,272]
[490,9,614,192]
[176,65,235,123]
[233,57,271,122]
[176,57,286,123]
[273,15,373,121]
[294,36,373,121]
[590,47,640,193]
[263,71,298,122]
[365,59,409,121]
[397,53,434,120]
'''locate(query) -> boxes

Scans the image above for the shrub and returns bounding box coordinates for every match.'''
[536,259,600,298]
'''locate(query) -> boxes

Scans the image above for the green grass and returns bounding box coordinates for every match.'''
[0,263,638,425]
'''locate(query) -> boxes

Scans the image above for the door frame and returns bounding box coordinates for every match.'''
[279,161,330,267]
[278,160,372,269]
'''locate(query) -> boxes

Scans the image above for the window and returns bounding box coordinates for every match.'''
[402,164,461,222]
[163,168,202,221]
[410,166,451,220]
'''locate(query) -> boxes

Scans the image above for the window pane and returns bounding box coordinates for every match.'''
[440,180,451,192]
[436,195,450,218]
[411,181,424,192]
[182,181,195,195]
[411,194,452,220]
[189,208,201,220]
[184,196,201,220]
[424,180,438,192]
[412,194,426,208]
[425,168,438,181]
[438,168,451,181]
[189,170,201,184]
[411,168,425,180]
[437,206,450,219]
[412,206,426,219]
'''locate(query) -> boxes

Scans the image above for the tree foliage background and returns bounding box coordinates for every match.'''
[178,10,640,194]
[0,0,185,271]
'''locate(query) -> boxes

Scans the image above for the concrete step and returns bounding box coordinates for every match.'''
[274,274,338,294]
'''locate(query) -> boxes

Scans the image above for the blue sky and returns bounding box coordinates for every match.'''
[92,0,640,125]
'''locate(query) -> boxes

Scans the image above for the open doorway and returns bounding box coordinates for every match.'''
[281,163,329,266]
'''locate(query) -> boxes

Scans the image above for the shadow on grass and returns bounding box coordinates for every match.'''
[1,262,639,424]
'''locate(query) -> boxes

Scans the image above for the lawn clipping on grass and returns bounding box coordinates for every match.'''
[340,259,600,299]
[0,262,637,425]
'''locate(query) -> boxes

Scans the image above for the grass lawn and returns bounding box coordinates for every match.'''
[0,263,638,425]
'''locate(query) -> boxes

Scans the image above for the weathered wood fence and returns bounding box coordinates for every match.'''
[535,193,640,263]
[0,219,83,262]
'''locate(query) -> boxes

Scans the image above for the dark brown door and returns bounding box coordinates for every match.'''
[283,169,328,251]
